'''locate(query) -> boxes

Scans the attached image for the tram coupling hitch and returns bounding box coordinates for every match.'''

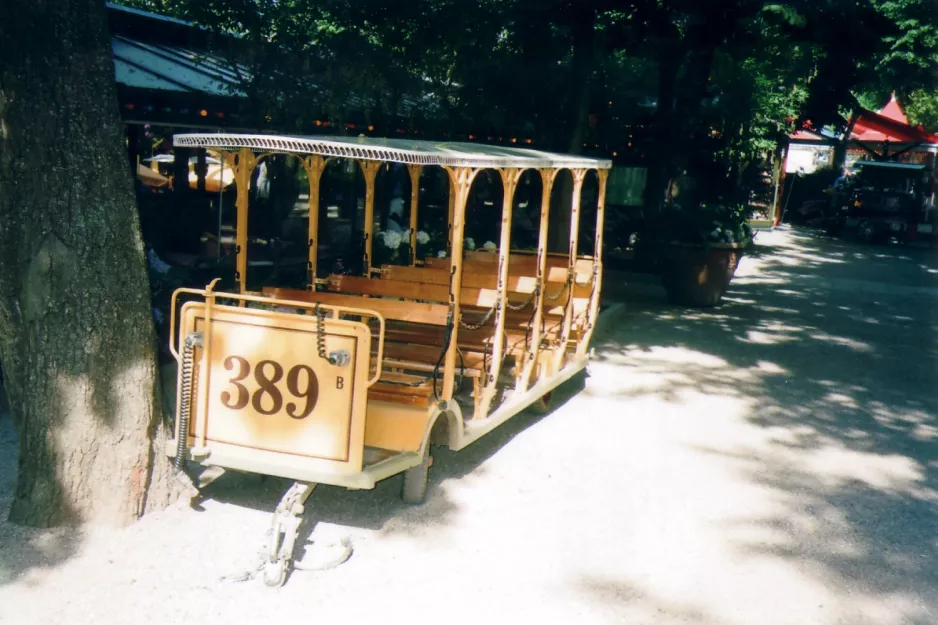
[328,350,350,367]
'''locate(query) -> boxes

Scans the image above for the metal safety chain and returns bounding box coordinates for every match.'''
[522,280,541,352]
[582,262,601,329]
[460,304,496,330]
[544,269,573,302]
[505,278,540,311]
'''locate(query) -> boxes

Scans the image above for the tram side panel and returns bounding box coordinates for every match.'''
[173,301,370,480]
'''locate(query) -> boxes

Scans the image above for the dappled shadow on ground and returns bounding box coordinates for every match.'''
[742,227,938,288]
[0,371,586,587]
[586,227,938,623]
[189,372,586,546]
[0,412,82,586]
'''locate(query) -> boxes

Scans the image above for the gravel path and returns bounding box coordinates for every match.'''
[1,226,936,625]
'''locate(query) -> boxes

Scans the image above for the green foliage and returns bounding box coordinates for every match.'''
[112,0,934,186]
[869,0,938,92]
[762,3,806,28]
[706,17,813,176]
[904,89,938,131]
[647,202,755,247]
[846,1,937,129]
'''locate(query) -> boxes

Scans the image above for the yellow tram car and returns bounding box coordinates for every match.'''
[167,133,611,584]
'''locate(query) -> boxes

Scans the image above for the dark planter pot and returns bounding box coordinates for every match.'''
[659,242,743,307]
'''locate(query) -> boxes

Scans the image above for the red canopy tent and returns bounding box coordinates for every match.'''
[777,96,938,225]
[850,96,938,145]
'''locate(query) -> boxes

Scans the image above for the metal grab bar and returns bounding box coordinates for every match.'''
[169,283,386,388]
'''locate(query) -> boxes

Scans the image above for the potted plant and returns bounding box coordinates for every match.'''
[647,202,755,307]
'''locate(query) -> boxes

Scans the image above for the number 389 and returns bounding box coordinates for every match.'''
[220,356,319,420]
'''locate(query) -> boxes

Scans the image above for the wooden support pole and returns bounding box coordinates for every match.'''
[234,147,256,295]
[578,168,608,357]
[303,155,328,288]
[360,160,382,275]
[474,168,523,419]
[552,169,587,372]
[441,167,478,400]
[408,164,422,265]
[447,185,456,250]
[519,168,558,389]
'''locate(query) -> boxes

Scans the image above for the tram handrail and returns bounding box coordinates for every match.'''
[169,284,387,388]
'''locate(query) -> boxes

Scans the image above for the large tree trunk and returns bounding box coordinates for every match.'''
[0,0,181,526]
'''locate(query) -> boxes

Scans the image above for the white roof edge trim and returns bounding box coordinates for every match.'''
[173,133,612,170]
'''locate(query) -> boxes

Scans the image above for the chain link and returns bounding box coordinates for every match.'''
[582,262,600,329]
[544,270,573,302]
[460,304,496,330]
[505,279,540,311]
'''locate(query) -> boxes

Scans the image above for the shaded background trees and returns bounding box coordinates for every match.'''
[121,0,936,212]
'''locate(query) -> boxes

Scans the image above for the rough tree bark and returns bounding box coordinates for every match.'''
[0,0,182,526]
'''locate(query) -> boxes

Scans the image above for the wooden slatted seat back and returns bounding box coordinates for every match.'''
[262,287,457,406]
[327,273,579,313]
[312,264,590,363]
[262,287,450,326]
[423,253,594,279]
[382,264,571,290]
[379,265,593,311]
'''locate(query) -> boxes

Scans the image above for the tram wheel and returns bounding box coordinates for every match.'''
[529,391,553,415]
[401,445,430,505]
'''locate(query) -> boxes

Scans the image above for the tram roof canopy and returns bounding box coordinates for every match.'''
[173,133,612,170]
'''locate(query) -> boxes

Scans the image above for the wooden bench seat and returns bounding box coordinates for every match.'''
[263,287,450,326]
[379,321,528,351]
[380,341,486,375]
[265,284,541,362]
[368,371,435,407]
[378,341,488,407]
[262,277,587,408]
[263,287,457,406]
[328,273,581,320]
[425,252,594,275]
[266,284,581,354]
[325,274,561,352]
[367,269,589,335]
[318,273,577,361]
[384,264,592,295]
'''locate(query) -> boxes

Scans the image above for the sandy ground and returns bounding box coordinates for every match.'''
[1,226,936,625]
